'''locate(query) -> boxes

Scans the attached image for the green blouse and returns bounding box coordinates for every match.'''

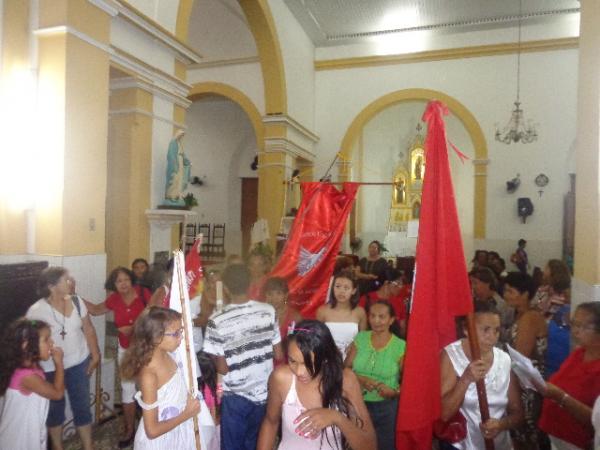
[352,331,406,402]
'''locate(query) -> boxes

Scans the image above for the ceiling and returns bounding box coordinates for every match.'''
[284,0,580,46]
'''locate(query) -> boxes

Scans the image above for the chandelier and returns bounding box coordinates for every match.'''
[495,0,537,144]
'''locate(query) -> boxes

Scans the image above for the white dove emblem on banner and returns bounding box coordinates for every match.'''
[297,246,327,276]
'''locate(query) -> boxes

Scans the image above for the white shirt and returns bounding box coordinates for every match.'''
[26,297,90,371]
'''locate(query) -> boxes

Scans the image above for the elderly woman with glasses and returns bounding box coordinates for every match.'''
[535,302,600,450]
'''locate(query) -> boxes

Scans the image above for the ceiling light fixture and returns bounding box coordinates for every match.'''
[495,0,538,145]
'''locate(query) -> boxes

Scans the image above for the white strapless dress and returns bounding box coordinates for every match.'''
[325,322,359,359]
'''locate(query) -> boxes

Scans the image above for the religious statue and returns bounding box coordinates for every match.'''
[414,156,423,180]
[393,178,406,204]
[164,130,191,207]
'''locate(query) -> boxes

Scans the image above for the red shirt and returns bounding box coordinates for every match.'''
[359,291,407,321]
[538,347,600,448]
[105,285,150,348]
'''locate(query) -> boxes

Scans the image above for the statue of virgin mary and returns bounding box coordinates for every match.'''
[164,129,191,207]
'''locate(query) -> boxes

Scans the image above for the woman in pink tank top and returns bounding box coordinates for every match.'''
[257,320,376,450]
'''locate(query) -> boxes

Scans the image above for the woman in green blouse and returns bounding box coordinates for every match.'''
[345,299,406,450]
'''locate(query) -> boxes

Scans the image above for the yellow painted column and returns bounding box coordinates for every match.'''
[106,86,153,270]
[258,150,289,249]
[574,0,600,287]
[34,0,110,256]
[0,0,30,253]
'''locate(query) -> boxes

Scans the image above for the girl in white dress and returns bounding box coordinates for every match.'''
[316,270,367,359]
[120,307,201,449]
[0,319,65,450]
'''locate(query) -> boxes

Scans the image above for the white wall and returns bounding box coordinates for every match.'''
[315,48,578,270]
[268,0,316,129]
[183,97,258,256]
[187,0,257,61]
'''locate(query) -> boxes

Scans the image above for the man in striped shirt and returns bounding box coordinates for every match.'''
[203,263,283,450]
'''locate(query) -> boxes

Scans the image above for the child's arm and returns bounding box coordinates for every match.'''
[357,307,367,331]
[257,370,285,450]
[138,369,201,439]
[21,347,64,400]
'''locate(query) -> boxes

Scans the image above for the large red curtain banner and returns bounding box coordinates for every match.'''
[396,101,473,449]
[269,182,359,318]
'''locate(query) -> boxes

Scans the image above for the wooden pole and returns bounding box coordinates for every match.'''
[465,313,495,450]
[175,251,202,450]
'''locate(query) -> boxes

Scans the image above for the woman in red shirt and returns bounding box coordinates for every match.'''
[536,302,600,450]
[85,267,150,448]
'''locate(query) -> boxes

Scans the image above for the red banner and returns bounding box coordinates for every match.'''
[396,101,473,449]
[185,238,204,298]
[270,182,359,318]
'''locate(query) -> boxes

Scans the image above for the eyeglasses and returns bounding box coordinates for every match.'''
[164,328,184,338]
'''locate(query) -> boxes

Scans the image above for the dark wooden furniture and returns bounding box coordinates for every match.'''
[0,261,48,330]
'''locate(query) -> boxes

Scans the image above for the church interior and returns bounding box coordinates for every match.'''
[0,0,599,447]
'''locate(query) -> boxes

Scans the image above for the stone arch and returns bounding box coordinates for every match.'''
[177,0,287,115]
[188,82,264,150]
[339,88,488,238]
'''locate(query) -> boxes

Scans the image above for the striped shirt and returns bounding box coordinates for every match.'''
[203,300,281,403]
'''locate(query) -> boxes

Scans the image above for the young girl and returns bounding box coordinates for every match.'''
[0,319,65,450]
[345,300,406,450]
[257,320,376,450]
[120,307,201,449]
[197,351,220,424]
[316,269,367,359]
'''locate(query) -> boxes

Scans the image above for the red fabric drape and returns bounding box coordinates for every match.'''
[270,182,359,318]
[185,238,204,298]
[396,101,473,449]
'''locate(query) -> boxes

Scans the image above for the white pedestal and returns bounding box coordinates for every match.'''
[146,209,198,259]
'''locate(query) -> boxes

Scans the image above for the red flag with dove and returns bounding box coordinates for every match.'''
[185,238,204,299]
[396,100,473,449]
[269,182,359,318]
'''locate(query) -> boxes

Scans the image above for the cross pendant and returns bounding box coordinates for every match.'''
[60,328,67,339]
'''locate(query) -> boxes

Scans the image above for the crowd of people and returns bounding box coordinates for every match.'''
[0,239,599,450]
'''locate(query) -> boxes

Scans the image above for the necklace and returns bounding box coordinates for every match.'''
[48,298,67,339]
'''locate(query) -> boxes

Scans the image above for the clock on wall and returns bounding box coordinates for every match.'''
[535,173,549,188]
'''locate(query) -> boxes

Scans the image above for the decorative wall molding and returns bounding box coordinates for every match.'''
[188,56,260,70]
[263,114,319,143]
[110,75,191,109]
[88,0,119,17]
[315,37,579,71]
[108,107,186,129]
[34,25,111,52]
[263,137,316,162]
[111,0,201,64]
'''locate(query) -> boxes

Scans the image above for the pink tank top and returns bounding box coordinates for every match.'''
[279,375,342,450]
[9,367,45,395]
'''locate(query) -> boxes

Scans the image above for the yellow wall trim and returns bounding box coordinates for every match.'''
[315,37,579,71]
[188,82,264,150]
[339,88,488,238]
[175,0,287,116]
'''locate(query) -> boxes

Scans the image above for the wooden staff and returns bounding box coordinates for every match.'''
[216,281,224,314]
[175,251,202,450]
[465,313,494,450]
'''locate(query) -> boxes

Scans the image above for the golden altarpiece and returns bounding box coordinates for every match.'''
[389,128,425,231]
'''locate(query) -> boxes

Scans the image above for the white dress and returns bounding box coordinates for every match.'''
[134,357,218,450]
[0,368,49,450]
[445,340,513,450]
[325,322,359,360]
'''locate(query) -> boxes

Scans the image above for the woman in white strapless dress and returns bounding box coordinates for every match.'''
[316,270,367,359]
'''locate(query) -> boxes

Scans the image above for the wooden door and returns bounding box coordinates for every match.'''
[241,177,258,258]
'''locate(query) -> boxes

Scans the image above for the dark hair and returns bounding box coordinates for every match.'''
[488,251,500,260]
[330,269,360,309]
[576,302,600,334]
[104,266,134,291]
[0,319,50,395]
[120,307,182,379]
[222,264,250,296]
[263,277,289,296]
[37,267,68,298]
[518,239,527,247]
[248,250,271,268]
[470,267,498,291]
[504,271,535,299]
[367,300,403,338]
[546,259,571,294]
[131,258,149,269]
[368,240,382,253]
[288,320,362,449]
[197,351,218,402]
[458,301,501,331]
